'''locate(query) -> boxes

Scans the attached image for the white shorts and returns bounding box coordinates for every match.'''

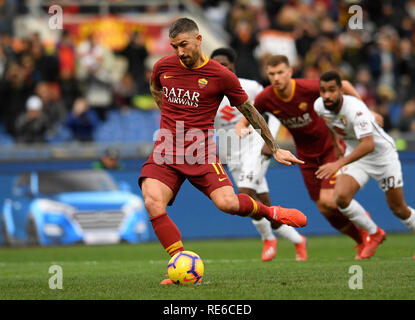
[217,112,280,193]
[228,152,271,193]
[340,153,404,192]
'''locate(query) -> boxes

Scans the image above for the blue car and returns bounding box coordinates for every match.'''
[1,170,149,246]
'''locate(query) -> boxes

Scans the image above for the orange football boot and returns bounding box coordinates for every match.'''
[160,278,174,285]
[360,227,386,259]
[261,239,277,262]
[295,236,308,261]
[354,228,368,260]
[270,206,307,227]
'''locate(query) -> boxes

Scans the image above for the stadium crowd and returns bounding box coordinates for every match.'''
[0,0,414,146]
[201,0,415,136]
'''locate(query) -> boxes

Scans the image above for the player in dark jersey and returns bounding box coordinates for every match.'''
[236,55,381,260]
[138,19,307,284]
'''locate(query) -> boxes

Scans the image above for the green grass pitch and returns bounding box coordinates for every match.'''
[0,233,414,300]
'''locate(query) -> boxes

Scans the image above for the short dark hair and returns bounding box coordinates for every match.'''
[320,71,342,87]
[210,47,237,63]
[169,18,199,38]
[267,55,290,67]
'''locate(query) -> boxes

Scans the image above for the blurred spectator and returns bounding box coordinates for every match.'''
[1,0,415,148]
[202,0,232,33]
[397,38,415,102]
[15,96,50,144]
[0,45,6,79]
[59,68,82,112]
[230,19,261,82]
[304,36,342,74]
[338,29,365,73]
[56,30,76,77]
[374,85,397,132]
[227,1,257,33]
[374,1,405,29]
[0,62,32,135]
[294,18,318,60]
[77,34,104,78]
[113,72,136,110]
[398,15,414,39]
[118,31,148,92]
[0,32,17,64]
[92,147,123,170]
[78,34,113,110]
[398,99,415,132]
[367,27,399,89]
[35,82,67,126]
[133,69,158,110]
[65,97,100,142]
[30,35,59,83]
[354,68,377,109]
[20,53,36,87]
[0,0,17,35]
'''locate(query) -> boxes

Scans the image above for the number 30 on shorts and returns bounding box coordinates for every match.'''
[380,176,397,191]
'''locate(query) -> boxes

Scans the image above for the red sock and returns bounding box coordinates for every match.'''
[150,212,184,256]
[326,209,363,244]
[237,193,270,218]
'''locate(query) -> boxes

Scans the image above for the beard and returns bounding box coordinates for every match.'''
[323,97,341,111]
[180,56,194,68]
[180,51,198,68]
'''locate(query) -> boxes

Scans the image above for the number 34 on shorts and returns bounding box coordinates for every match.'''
[239,171,254,183]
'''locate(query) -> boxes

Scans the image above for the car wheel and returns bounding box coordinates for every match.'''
[1,217,10,246]
[26,215,40,246]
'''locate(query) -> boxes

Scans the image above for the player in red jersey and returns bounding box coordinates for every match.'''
[138,19,307,284]
[236,55,380,259]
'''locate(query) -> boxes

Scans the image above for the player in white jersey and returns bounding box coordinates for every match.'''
[212,48,307,262]
[314,71,415,259]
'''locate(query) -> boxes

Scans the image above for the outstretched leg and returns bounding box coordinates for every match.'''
[209,186,307,228]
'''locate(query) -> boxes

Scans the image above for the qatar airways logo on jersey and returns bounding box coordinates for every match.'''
[280,113,312,129]
[163,86,200,107]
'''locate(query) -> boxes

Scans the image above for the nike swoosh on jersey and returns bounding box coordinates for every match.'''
[163,75,174,79]
[218,178,227,181]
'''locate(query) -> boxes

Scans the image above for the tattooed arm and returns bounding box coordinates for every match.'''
[236,100,280,153]
[236,100,304,166]
[150,79,163,110]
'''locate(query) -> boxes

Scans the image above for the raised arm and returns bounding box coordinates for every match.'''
[236,100,304,166]
[342,80,384,127]
[341,80,362,100]
[149,79,163,110]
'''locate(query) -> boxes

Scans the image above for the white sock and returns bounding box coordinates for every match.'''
[401,207,415,233]
[273,224,303,244]
[338,199,378,234]
[252,218,276,241]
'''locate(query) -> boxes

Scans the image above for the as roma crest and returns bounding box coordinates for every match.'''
[340,115,347,126]
[298,102,308,111]
[198,78,208,89]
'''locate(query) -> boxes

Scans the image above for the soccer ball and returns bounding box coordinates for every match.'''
[167,250,204,285]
